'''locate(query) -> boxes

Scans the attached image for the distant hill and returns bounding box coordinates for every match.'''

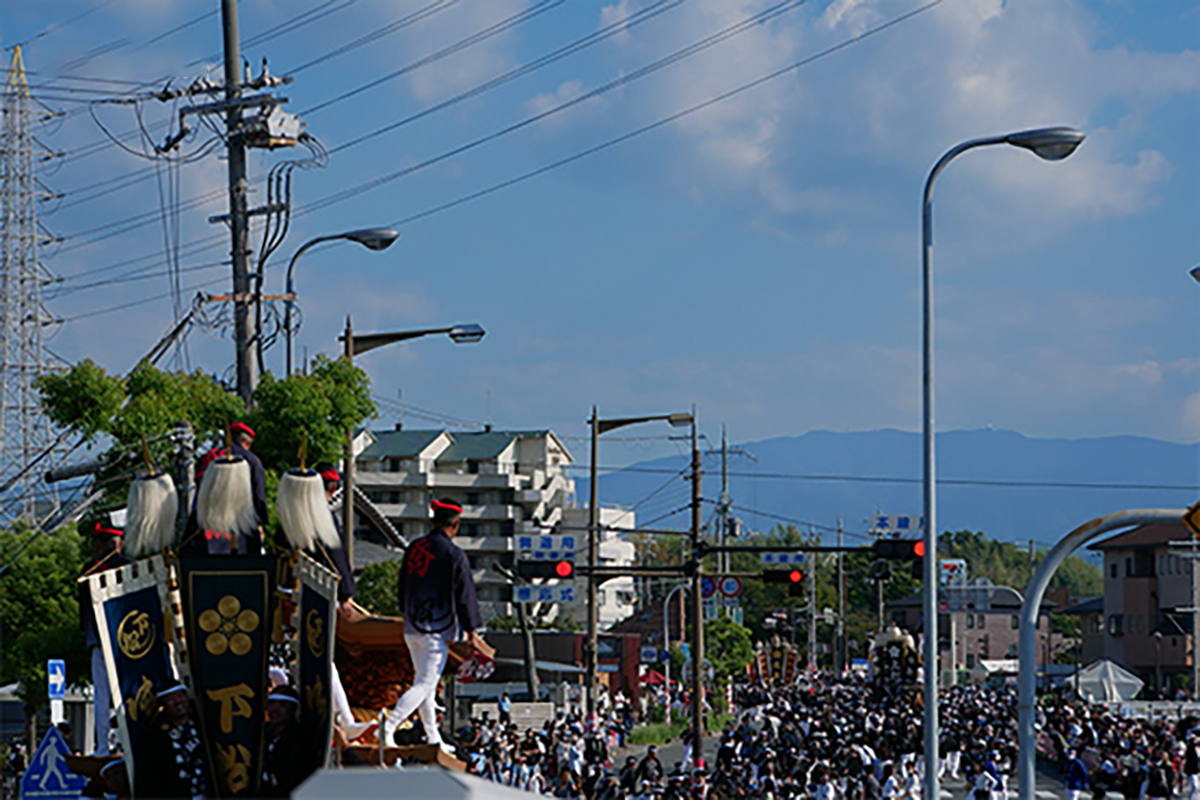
[598,428,1200,547]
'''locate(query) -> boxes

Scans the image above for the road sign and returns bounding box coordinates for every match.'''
[640,646,658,664]
[46,660,65,702]
[703,599,719,620]
[719,576,742,598]
[939,559,968,587]
[700,576,716,599]
[1184,502,1200,538]
[513,584,577,604]
[20,726,87,800]
[515,534,578,561]
[870,514,924,534]
[760,552,805,566]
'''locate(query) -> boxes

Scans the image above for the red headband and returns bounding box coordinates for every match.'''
[93,522,124,538]
[320,469,340,484]
[230,422,255,438]
[431,499,462,514]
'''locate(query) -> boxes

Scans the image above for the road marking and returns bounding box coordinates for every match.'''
[1036,792,1062,799]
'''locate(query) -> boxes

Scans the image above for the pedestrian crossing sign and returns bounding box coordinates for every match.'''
[20,726,87,800]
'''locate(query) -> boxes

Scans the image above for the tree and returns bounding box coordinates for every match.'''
[703,615,753,686]
[35,358,377,521]
[0,523,91,715]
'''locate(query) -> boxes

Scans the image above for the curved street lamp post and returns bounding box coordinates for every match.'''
[284,227,399,376]
[920,127,1084,800]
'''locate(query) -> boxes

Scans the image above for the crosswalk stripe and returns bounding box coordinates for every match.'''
[1036,792,1062,799]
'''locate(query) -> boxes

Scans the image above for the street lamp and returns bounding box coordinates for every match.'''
[920,125,1083,800]
[662,583,687,725]
[586,408,693,722]
[284,227,399,376]
[337,317,486,565]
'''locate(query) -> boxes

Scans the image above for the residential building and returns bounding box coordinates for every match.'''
[886,579,1054,680]
[350,427,636,625]
[1088,521,1194,694]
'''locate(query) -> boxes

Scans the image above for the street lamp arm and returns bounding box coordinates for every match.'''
[596,412,693,435]
[285,234,346,294]
[922,135,1007,243]
[341,326,454,356]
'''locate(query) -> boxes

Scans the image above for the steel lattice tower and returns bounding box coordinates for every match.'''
[1,47,59,523]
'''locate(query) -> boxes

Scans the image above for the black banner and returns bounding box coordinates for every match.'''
[101,585,174,755]
[179,557,275,798]
[298,583,333,765]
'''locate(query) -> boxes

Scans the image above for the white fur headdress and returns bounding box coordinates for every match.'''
[196,457,257,536]
[125,471,179,557]
[276,469,340,551]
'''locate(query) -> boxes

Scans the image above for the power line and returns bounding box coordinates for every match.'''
[565,462,1196,492]
[287,0,459,74]
[301,0,566,115]
[388,0,945,229]
[305,0,813,213]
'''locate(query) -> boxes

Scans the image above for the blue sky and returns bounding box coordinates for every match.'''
[3,0,1198,468]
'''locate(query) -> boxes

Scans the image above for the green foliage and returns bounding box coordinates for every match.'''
[703,615,753,685]
[356,558,401,616]
[248,356,377,471]
[35,358,377,526]
[34,359,123,440]
[0,523,90,710]
[939,530,1102,597]
[485,615,521,632]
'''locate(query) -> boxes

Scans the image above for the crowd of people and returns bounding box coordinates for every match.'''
[451,675,1200,800]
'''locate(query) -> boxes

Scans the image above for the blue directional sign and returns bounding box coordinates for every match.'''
[640,646,659,664]
[700,577,716,599]
[46,660,65,702]
[20,726,87,800]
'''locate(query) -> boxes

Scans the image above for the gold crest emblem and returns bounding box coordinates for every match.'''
[199,595,260,657]
[305,608,325,658]
[117,610,156,660]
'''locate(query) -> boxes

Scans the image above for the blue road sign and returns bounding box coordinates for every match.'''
[640,646,658,664]
[46,660,65,702]
[700,577,716,599]
[20,726,87,800]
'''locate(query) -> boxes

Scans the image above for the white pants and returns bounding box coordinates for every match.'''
[331,662,353,728]
[91,647,111,755]
[384,631,452,744]
[1067,790,1082,800]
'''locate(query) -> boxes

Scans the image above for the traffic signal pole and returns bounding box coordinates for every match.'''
[689,414,704,778]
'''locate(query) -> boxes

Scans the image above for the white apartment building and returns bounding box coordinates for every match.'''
[351,427,636,625]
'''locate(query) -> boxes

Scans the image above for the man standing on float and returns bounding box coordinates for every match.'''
[382,498,486,752]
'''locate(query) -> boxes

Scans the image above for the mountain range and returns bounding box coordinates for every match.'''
[597,428,1200,550]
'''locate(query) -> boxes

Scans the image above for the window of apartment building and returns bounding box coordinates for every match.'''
[464,523,479,537]
[1161,555,1167,575]
[967,615,974,629]
[1108,614,1123,636]
[467,460,479,474]
[1110,562,1117,579]
[1090,616,1101,633]
[466,492,480,506]
[617,590,637,606]
[977,614,985,628]
[597,589,607,606]
[1008,644,1017,657]
[966,654,976,668]
[1011,615,1019,629]
[388,458,401,472]
[501,521,515,537]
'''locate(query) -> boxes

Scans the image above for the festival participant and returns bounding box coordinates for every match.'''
[187,421,267,555]
[261,686,318,796]
[133,681,208,800]
[382,498,486,753]
[313,463,375,742]
[228,422,267,554]
[1064,748,1091,800]
[79,521,130,756]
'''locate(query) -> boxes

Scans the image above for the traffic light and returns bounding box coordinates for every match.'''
[873,538,924,559]
[762,568,805,597]
[517,560,574,579]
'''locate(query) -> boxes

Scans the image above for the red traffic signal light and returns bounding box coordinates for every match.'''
[518,559,576,579]
[874,538,924,560]
[788,569,803,583]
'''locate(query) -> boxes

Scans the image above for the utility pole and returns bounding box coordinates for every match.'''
[587,406,599,720]
[221,0,258,406]
[342,316,356,568]
[174,421,194,539]
[719,427,729,577]
[837,517,846,673]
[808,523,817,674]
[689,412,704,778]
